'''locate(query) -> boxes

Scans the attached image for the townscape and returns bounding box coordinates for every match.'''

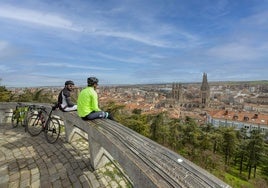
[8,73,268,137]
[3,74,268,187]
[1,1,268,187]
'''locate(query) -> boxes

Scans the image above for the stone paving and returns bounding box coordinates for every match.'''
[0,123,131,188]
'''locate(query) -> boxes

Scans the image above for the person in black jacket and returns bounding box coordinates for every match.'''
[58,80,77,112]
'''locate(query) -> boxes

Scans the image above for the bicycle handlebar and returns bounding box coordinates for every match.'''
[51,104,58,111]
[15,103,58,112]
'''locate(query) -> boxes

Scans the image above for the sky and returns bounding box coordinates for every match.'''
[0,0,268,87]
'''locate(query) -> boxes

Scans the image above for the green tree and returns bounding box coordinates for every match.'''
[182,116,201,160]
[123,114,149,137]
[260,143,268,179]
[17,88,34,102]
[221,127,237,166]
[0,85,11,102]
[33,89,44,101]
[132,108,142,115]
[34,90,54,103]
[246,129,264,179]
[102,101,126,122]
[199,123,215,151]
[167,119,182,151]
[150,112,166,143]
[234,128,249,175]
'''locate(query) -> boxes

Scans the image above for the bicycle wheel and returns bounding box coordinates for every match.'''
[20,106,29,127]
[11,112,19,128]
[27,112,45,136]
[24,106,36,131]
[45,117,61,144]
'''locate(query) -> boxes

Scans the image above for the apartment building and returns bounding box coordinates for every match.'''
[207,109,268,136]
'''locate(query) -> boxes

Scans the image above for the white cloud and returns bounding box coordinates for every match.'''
[0,4,200,49]
[96,52,147,64]
[0,64,15,73]
[0,40,24,59]
[0,41,8,51]
[241,11,268,26]
[0,5,83,31]
[1,1,267,87]
[207,43,263,61]
[36,62,115,71]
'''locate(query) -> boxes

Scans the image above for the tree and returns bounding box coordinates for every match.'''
[132,108,142,115]
[0,85,11,102]
[150,112,166,143]
[211,128,223,154]
[17,88,34,102]
[168,119,182,151]
[200,123,215,151]
[123,114,149,137]
[33,89,44,101]
[221,127,237,166]
[182,116,201,160]
[260,143,268,179]
[246,129,264,179]
[102,101,126,122]
[234,128,249,175]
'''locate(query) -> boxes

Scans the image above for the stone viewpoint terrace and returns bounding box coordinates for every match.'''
[0,102,230,188]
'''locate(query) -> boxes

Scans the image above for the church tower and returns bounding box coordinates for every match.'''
[200,73,210,107]
[172,82,183,103]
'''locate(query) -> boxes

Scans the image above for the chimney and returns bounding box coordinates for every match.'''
[253,114,258,119]
[244,116,249,121]
[233,114,238,120]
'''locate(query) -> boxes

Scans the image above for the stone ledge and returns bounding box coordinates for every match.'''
[0,102,231,188]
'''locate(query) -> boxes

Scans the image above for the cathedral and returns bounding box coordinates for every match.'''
[171,72,210,108]
[172,83,183,103]
[200,73,210,107]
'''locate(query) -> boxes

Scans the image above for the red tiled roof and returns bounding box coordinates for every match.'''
[209,110,268,125]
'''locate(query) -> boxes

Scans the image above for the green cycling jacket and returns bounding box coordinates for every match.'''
[77,86,101,117]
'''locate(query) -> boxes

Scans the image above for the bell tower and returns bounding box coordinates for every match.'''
[200,73,210,107]
[172,83,183,103]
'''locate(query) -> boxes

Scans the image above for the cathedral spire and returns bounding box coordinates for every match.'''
[201,73,209,91]
[200,73,210,106]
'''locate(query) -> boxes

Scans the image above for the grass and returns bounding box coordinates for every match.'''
[102,161,133,188]
[211,165,268,188]
[224,172,253,188]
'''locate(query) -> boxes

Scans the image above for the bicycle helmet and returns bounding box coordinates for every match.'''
[65,80,75,85]
[87,77,99,86]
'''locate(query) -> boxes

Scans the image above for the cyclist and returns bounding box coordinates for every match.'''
[58,80,77,112]
[77,77,114,120]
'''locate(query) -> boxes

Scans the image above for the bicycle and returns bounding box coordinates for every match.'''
[26,104,61,144]
[11,103,38,131]
[11,103,29,128]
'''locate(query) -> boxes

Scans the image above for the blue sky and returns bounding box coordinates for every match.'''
[0,0,268,87]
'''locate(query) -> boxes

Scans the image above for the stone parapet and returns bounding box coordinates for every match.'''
[0,102,231,188]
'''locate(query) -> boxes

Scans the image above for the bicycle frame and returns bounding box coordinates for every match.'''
[12,103,29,128]
[26,104,61,144]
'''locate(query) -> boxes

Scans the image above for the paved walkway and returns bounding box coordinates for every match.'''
[0,123,130,188]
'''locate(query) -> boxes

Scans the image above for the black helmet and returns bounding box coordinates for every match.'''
[65,80,74,85]
[87,77,98,86]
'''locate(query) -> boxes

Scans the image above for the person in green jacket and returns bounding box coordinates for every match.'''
[77,77,114,120]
